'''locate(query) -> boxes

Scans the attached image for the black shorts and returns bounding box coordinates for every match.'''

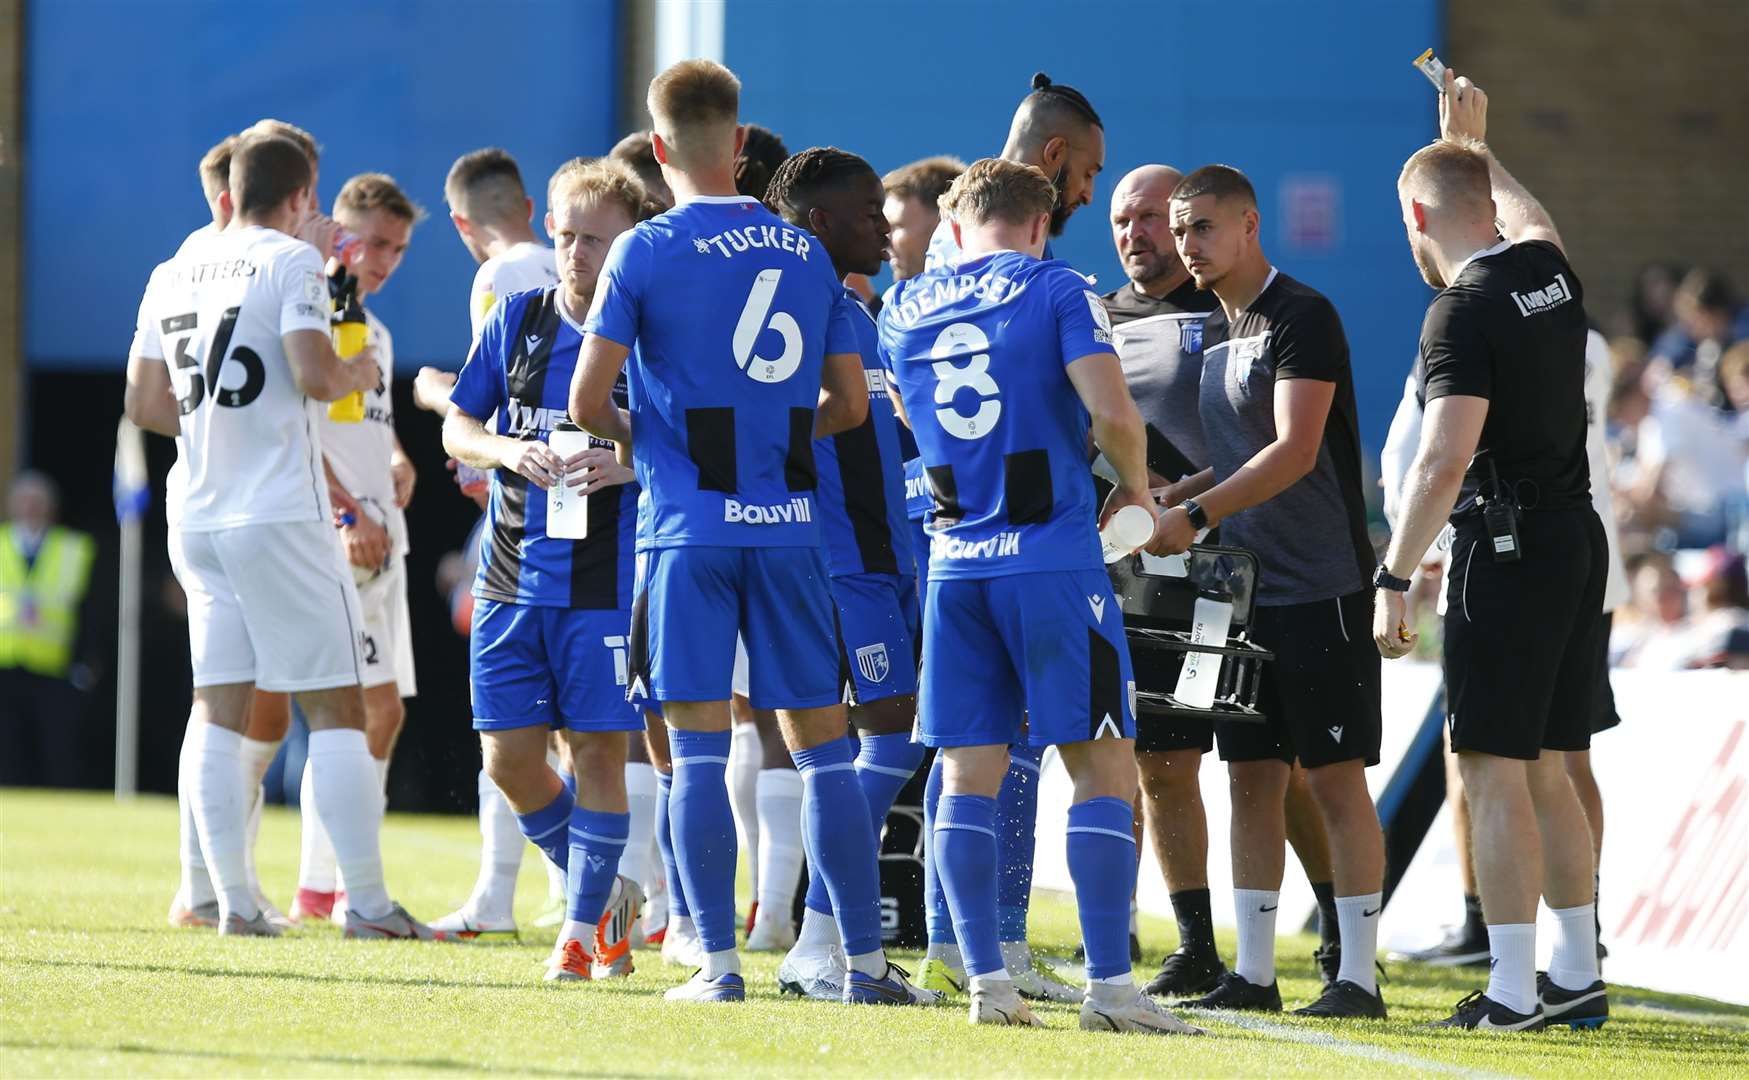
[1135,708,1215,754]
[1443,509,1607,760]
[1215,588,1383,769]
[1591,610,1620,735]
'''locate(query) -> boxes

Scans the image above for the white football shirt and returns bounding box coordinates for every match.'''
[134,225,335,531]
[321,307,407,555]
[468,241,557,339]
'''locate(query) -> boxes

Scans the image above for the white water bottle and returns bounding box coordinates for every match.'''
[546,424,592,540]
[1100,503,1156,563]
[1174,588,1233,710]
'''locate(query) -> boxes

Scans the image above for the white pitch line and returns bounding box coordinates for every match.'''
[1616,997,1749,1030]
[1212,1013,1515,1079]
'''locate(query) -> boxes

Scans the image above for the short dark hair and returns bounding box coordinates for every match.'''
[1171,164,1257,208]
[764,147,877,227]
[1678,268,1738,316]
[883,156,966,207]
[239,119,320,165]
[230,134,313,219]
[735,123,790,202]
[445,147,528,225]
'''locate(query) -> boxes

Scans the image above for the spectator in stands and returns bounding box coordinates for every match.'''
[1682,548,1749,669]
[1648,269,1749,393]
[1613,366,1744,551]
[1613,554,1689,669]
[0,471,98,787]
[1621,261,1685,345]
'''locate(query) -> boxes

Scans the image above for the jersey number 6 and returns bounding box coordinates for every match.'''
[166,307,266,413]
[732,269,803,383]
[931,322,1001,440]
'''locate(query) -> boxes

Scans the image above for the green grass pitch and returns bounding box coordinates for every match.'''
[4,789,1747,1077]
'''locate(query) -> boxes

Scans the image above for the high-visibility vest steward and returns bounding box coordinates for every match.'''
[0,524,95,678]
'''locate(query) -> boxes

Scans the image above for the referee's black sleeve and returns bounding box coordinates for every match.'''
[1419,290,1493,403]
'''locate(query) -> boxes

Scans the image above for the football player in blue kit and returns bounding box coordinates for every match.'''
[568,59,931,1006]
[880,158,1203,1035]
[760,147,932,1001]
[911,75,1109,1004]
[443,158,656,984]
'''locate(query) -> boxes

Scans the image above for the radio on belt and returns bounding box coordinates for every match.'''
[1411,48,1448,90]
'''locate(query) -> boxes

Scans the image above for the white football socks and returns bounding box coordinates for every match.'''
[1486,922,1538,1015]
[1335,892,1382,993]
[186,721,255,921]
[847,949,887,977]
[298,760,338,892]
[472,770,524,921]
[728,723,764,901]
[702,946,741,980]
[755,768,805,920]
[794,905,840,956]
[1233,888,1280,986]
[238,736,280,901]
[307,728,390,919]
[176,723,216,907]
[621,762,659,893]
[1547,902,1601,992]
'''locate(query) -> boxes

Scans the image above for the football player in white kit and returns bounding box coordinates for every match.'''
[417,148,569,938]
[290,173,424,923]
[165,122,352,931]
[124,133,442,939]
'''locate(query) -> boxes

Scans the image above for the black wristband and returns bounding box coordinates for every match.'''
[1372,564,1412,593]
[1181,498,1209,531]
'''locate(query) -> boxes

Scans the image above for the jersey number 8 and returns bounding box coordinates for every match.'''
[165,307,266,413]
[931,322,1001,440]
[732,269,803,383]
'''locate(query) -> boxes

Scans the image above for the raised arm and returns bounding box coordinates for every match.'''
[1440,69,1563,252]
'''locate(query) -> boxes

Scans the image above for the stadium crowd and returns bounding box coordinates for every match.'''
[83,52,1745,1039]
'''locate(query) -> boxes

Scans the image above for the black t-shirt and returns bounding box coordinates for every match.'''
[1200,270,1374,604]
[1102,278,1220,478]
[1415,239,1591,515]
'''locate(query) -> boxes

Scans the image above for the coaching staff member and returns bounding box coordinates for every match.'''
[1152,165,1385,1020]
[1377,71,1607,1032]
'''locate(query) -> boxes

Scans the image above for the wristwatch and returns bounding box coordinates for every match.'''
[1372,565,1412,593]
[1180,498,1209,531]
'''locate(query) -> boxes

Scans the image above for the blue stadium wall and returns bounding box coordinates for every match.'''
[724,0,1441,453]
[24,0,621,375]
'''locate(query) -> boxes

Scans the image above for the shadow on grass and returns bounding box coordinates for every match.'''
[5,954,588,995]
[0,1037,646,1077]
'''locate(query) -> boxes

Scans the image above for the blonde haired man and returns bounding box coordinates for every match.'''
[442,157,658,982]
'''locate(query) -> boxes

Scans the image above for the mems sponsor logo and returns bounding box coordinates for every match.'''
[1510,274,1573,317]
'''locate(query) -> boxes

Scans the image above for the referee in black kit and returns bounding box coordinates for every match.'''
[1377,69,1608,1033]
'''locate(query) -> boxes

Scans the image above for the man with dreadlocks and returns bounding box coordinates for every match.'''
[912,71,1106,1005]
[761,148,930,1002]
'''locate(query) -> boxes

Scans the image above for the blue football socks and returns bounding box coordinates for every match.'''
[793,736,883,956]
[801,731,923,917]
[922,753,955,945]
[1067,796,1139,980]
[516,786,574,874]
[654,770,689,919]
[669,729,736,953]
[566,807,630,925]
[935,793,1003,978]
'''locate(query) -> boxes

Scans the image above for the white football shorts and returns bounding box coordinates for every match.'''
[357,553,417,695]
[170,521,364,692]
